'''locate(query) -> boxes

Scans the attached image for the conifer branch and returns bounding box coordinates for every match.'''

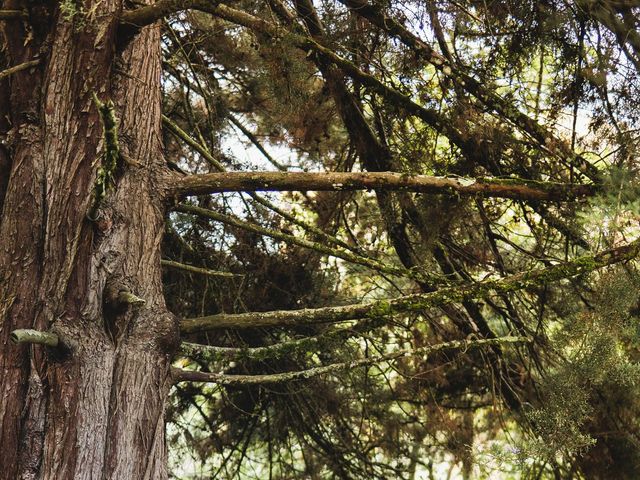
[180,236,640,332]
[335,0,600,181]
[161,259,241,278]
[10,329,59,348]
[179,318,384,361]
[0,9,27,19]
[172,336,530,385]
[175,203,433,282]
[0,59,40,80]
[163,114,362,254]
[170,171,596,201]
[120,0,221,27]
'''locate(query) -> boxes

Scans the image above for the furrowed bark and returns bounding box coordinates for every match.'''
[180,236,640,332]
[170,171,596,201]
[0,1,178,478]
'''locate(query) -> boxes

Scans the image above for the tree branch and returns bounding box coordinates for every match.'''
[0,9,26,19]
[172,336,530,384]
[180,236,640,332]
[336,0,600,180]
[161,259,242,278]
[120,0,221,27]
[163,114,363,254]
[179,318,384,361]
[170,171,596,201]
[0,59,40,80]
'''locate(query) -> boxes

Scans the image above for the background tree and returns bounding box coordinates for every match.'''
[2,0,640,478]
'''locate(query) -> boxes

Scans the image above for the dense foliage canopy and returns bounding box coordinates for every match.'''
[79,0,640,477]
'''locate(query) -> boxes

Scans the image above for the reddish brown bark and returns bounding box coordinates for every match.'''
[0,1,178,478]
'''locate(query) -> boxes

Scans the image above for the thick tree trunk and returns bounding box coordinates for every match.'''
[0,2,178,478]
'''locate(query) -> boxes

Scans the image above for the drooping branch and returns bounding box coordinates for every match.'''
[0,59,40,80]
[172,335,530,384]
[169,171,597,201]
[174,203,437,283]
[228,114,288,171]
[161,259,242,278]
[180,236,640,332]
[336,0,600,180]
[200,4,474,152]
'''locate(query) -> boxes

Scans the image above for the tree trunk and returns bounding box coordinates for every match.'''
[0,2,178,478]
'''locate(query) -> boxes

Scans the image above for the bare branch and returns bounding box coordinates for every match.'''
[0,9,26,19]
[0,59,40,80]
[180,236,640,332]
[163,114,362,254]
[120,0,221,28]
[161,259,242,278]
[172,336,530,384]
[170,171,597,201]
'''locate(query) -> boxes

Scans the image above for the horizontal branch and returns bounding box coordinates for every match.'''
[163,114,362,254]
[0,9,26,19]
[179,318,384,361]
[180,236,640,332]
[161,259,242,278]
[0,59,40,81]
[172,335,530,385]
[170,171,596,201]
[120,0,221,27]
[11,329,59,347]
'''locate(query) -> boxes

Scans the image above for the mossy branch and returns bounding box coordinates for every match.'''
[173,336,530,385]
[179,318,384,362]
[180,236,640,332]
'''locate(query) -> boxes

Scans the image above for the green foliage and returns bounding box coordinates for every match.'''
[159,0,640,477]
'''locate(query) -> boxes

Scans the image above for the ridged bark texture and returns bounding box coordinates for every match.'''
[0,0,179,478]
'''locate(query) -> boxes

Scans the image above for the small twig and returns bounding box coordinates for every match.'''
[172,336,531,385]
